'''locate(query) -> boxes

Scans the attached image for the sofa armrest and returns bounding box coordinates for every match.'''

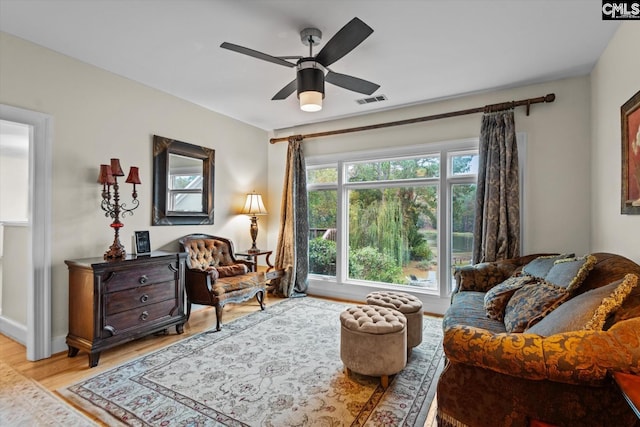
[453,262,516,294]
[443,317,640,386]
[452,253,558,294]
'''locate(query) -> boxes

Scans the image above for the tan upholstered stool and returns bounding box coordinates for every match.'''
[366,291,423,353]
[339,305,407,389]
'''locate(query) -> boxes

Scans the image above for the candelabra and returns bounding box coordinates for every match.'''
[98,158,141,260]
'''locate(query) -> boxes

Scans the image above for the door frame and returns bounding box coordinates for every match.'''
[0,104,53,360]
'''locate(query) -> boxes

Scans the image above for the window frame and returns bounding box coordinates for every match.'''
[307,138,479,296]
[306,134,525,310]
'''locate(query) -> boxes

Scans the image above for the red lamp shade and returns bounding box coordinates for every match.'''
[98,164,115,185]
[110,158,125,176]
[125,166,141,185]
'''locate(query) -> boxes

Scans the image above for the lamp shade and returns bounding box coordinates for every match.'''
[299,91,323,112]
[240,193,267,215]
[98,164,115,185]
[125,166,141,184]
[110,158,125,176]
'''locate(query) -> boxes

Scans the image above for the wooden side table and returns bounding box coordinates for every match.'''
[613,372,640,419]
[236,250,273,272]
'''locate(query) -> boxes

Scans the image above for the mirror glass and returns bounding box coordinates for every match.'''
[152,135,215,225]
[168,153,203,212]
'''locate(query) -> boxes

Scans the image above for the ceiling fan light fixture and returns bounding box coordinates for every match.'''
[297,64,324,112]
[299,91,323,112]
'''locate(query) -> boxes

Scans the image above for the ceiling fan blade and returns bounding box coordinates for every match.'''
[325,71,379,95]
[315,17,373,67]
[272,79,297,100]
[220,42,295,68]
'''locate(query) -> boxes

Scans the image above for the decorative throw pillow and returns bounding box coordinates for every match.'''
[527,274,639,335]
[584,273,638,330]
[521,254,574,279]
[484,276,535,321]
[215,264,249,278]
[544,254,597,292]
[503,281,570,333]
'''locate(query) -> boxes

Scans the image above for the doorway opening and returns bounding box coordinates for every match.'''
[0,104,52,361]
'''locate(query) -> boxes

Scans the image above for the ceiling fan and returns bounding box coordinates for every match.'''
[220,17,380,112]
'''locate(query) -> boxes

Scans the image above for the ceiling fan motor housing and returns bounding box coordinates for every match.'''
[296,59,325,99]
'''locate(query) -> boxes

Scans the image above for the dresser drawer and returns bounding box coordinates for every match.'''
[102,262,176,293]
[103,299,178,336]
[104,281,175,315]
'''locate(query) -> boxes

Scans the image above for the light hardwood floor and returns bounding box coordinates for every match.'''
[0,297,281,391]
[0,294,438,426]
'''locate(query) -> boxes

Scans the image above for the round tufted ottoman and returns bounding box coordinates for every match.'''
[366,291,423,352]
[339,305,407,389]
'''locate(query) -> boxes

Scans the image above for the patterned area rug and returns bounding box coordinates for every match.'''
[0,359,97,426]
[60,297,444,426]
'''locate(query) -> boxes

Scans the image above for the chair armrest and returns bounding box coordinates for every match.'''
[185,268,217,303]
[265,269,284,280]
[236,259,255,269]
[443,317,640,386]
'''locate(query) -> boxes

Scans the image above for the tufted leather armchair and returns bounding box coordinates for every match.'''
[179,234,268,331]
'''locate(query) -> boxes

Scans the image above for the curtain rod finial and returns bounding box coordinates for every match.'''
[545,93,556,103]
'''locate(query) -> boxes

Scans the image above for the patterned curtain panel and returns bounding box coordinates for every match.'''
[272,138,309,297]
[472,110,520,263]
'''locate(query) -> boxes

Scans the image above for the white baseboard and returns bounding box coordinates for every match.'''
[51,335,67,355]
[0,315,27,345]
[0,315,67,357]
[307,279,449,316]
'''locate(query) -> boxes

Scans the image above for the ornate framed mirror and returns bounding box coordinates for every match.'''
[152,135,215,225]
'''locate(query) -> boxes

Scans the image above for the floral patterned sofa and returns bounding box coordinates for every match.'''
[437,252,640,427]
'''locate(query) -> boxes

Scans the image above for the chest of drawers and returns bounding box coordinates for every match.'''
[65,252,186,367]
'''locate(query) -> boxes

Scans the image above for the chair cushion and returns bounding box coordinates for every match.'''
[504,281,570,332]
[212,275,267,297]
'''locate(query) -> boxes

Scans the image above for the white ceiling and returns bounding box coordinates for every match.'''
[0,0,619,132]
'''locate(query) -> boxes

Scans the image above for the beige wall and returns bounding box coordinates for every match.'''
[269,76,592,258]
[591,22,640,264]
[0,32,269,341]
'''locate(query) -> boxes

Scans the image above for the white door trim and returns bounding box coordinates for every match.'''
[0,104,53,360]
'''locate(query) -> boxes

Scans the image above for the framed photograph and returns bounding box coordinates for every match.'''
[621,89,640,215]
[134,231,151,255]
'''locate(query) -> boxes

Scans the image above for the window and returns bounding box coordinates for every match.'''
[307,139,480,295]
[308,167,338,276]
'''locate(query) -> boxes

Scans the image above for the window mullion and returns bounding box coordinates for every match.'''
[336,160,347,283]
[439,151,449,298]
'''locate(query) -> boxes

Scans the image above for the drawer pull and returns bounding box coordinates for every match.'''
[140,311,149,321]
[140,294,149,303]
[139,275,148,284]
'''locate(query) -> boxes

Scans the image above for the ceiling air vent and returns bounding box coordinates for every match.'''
[356,95,387,105]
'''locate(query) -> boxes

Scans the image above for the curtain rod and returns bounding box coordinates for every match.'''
[269,93,556,144]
